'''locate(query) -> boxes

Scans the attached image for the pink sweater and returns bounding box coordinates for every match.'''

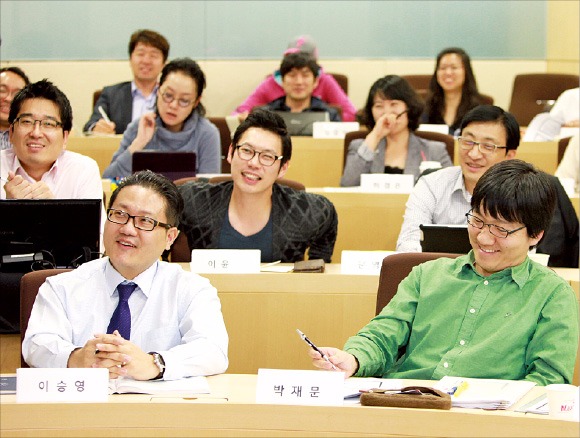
[233,69,357,122]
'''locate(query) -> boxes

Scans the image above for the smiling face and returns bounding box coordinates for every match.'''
[228,127,289,196]
[281,67,319,105]
[459,121,516,193]
[157,71,199,132]
[371,94,409,134]
[9,98,68,181]
[130,42,165,85]
[0,71,27,130]
[468,207,542,276]
[104,185,178,280]
[436,53,465,93]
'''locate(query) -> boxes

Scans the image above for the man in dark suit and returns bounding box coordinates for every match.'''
[83,29,169,135]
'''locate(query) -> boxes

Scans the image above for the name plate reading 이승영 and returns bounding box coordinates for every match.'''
[256,368,345,406]
[341,250,395,275]
[360,173,414,193]
[189,249,261,274]
[16,367,108,403]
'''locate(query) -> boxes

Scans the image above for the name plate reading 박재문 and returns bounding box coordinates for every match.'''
[360,173,414,193]
[256,368,345,406]
[16,368,108,403]
[312,122,360,139]
[341,250,395,275]
[190,249,261,274]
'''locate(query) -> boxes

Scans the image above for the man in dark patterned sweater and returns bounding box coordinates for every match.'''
[178,109,338,263]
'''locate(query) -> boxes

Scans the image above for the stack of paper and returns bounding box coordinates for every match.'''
[435,376,536,410]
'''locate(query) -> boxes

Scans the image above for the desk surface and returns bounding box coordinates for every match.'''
[1,374,577,437]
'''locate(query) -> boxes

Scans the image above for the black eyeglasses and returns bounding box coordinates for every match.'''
[159,90,194,108]
[13,116,63,132]
[465,210,525,238]
[458,137,506,155]
[107,209,172,231]
[235,144,283,167]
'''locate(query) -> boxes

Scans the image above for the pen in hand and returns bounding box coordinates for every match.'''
[98,106,112,124]
[296,329,338,371]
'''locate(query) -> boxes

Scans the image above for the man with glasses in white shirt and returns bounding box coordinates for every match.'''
[396,104,578,267]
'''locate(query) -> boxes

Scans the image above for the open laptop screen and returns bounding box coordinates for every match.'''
[274,111,329,136]
[419,224,471,254]
[132,151,197,181]
[0,199,102,271]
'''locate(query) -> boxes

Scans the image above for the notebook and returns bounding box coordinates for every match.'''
[274,111,329,136]
[419,224,471,254]
[132,151,196,181]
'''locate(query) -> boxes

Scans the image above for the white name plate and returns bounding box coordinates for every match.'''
[417,123,450,135]
[16,368,108,403]
[341,250,395,275]
[190,249,261,273]
[313,122,360,139]
[360,173,414,193]
[256,368,344,406]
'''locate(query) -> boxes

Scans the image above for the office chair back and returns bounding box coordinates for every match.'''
[342,130,455,170]
[508,73,579,126]
[208,117,233,173]
[376,252,460,315]
[328,73,349,95]
[20,269,71,368]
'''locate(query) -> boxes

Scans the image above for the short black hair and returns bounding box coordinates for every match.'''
[109,170,184,228]
[128,29,170,62]
[0,66,30,85]
[9,79,73,132]
[459,105,520,151]
[280,52,320,78]
[363,75,424,131]
[159,57,207,116]
[232,108,292,167]
[471,159,556,245]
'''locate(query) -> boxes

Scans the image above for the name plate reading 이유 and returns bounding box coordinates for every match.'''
[16,368,108,403]
[256,368,344,406]
[341,250,395,275]
[360,173,414,193]
[190,249,261,274]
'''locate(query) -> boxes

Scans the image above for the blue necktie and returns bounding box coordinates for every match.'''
[107,282,137,340]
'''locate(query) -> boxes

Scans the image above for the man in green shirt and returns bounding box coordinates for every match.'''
[309,159,579,385]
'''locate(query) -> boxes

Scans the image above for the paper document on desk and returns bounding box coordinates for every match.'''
[435,376,535,410]
[515,393,549,415]
[109,376,210,396]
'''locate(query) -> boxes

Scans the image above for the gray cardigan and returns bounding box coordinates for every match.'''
[103,111,220,179]
[340,132,453,187]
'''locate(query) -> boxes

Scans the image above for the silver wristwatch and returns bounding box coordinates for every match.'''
[149,352,165,380]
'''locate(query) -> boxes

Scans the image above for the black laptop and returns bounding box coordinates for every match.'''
[419,224,472,254]
[274,111,329,136]
[132,151,197,181]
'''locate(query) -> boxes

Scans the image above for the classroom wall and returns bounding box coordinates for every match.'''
[0,1,577,133]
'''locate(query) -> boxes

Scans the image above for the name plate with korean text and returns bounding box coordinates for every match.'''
[16,368,108,403]
[313,122,360,139]
[360,174,414,193]
[341,250,395,275]
[190,249,261,273]
[256,368,344,406]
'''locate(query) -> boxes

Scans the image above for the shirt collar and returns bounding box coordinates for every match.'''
[456,251,531,288]
[131,81,159,98]
[105,258,159,297]
[10,150,63,182]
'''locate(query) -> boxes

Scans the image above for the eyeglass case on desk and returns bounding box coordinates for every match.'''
[360,386,451,410]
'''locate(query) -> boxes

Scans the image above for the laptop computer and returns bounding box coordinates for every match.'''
[419,224,472,254]
[132,151,196,181]
[274,111,329,136]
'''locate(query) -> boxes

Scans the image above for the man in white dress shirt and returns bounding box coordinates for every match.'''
[23,170,229,380]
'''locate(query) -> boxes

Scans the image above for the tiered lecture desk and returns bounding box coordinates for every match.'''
[1,374,577,437]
